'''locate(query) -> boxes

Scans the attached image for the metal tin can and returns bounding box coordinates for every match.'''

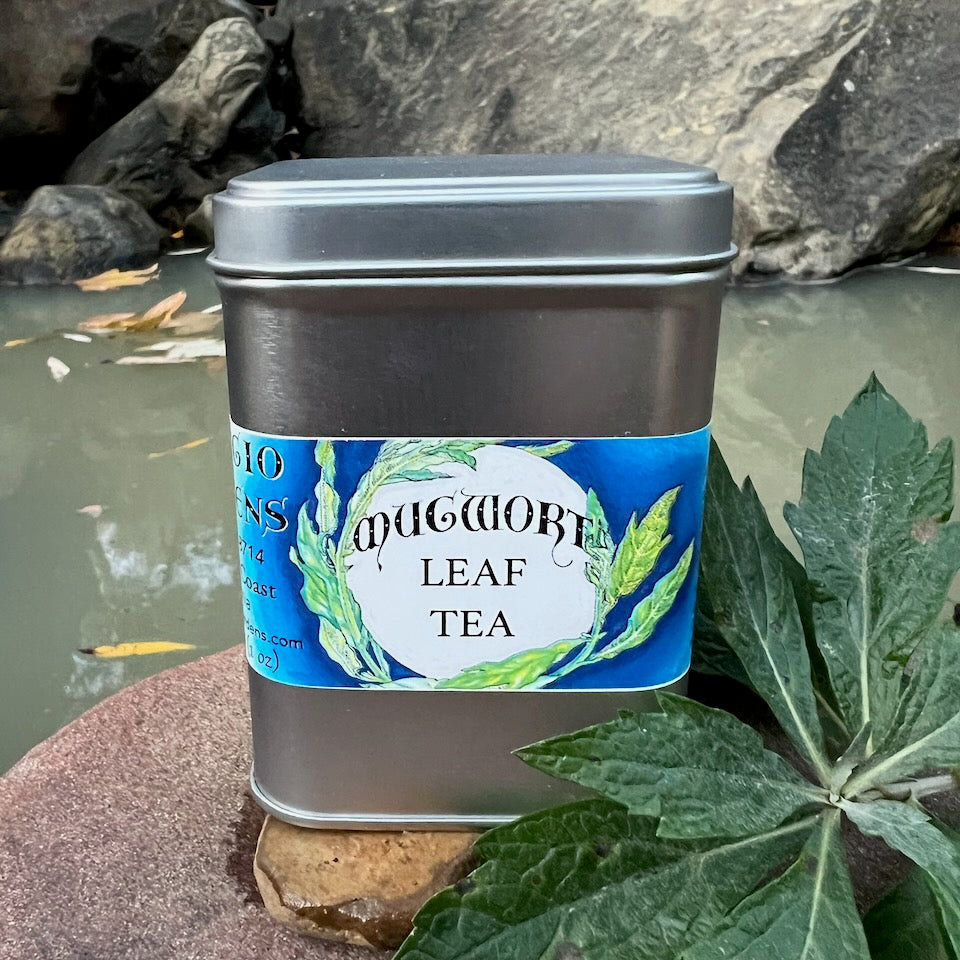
[209,155,735,829]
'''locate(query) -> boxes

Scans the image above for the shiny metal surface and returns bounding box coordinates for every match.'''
[220,271,727,438]
[248,666,685,829]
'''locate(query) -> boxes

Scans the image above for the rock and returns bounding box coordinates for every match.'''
[278,0,960,279]
[0,647,370,959]
[88,0,255,135]
[66,18,280,225]
[743,0,960,279]
[0,0,147,184]
[184,193,215,244]
[254,818,479,950]
[0,185,163,285]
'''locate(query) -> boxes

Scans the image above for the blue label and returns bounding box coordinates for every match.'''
[231,429,709,691]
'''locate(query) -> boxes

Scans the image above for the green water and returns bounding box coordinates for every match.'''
[1,255,957,772]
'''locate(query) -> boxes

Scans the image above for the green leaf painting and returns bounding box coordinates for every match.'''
[399,375,960,960]
[290,438,694,689]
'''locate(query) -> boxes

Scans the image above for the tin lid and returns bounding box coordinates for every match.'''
[208,154,735,278]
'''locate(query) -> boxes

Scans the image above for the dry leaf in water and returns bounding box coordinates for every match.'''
[147,437,211,459]
[4,337,36,348]
[47,356,70,382]
[79,641,196,658]
[74,263,159,291]
[116,337,225,364]
[61,332,93,343]
[77,504,104,518]
[157,309,221,335]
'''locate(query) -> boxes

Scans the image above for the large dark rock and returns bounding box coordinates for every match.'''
[0,0,146,184]
[277,0,960,279]
[744,0,960,278]
[65,17,280,226]
[0,185,163,285]
[87,0,254,135]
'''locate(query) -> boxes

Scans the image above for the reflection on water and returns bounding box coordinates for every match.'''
[0,253,958,771]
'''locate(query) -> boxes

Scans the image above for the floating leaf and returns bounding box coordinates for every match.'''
[4,337,36,348]
[610,486,679,599]
[61,332,92,343]
[78,312,138,331]
[784,374,960,740]
[518,694,824,840]
[684,811,870,960]
[157,309,222,335]
[116,338,225,363]
[46,356,70,382]
[147,437,210,459]
[74,263,159,291]
[80,641,195,658]
[76,504,104,518]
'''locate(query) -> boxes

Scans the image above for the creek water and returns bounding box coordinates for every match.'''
[1,253,958,772]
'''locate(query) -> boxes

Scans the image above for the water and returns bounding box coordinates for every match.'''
[1,255,958,772]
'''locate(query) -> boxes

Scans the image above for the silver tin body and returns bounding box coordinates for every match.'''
[211,156,734,829]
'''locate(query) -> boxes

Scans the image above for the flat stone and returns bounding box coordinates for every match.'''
[255,819,479,950]
[0,647,374,959]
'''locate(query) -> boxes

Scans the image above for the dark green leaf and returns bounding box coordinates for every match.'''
[784,374,960,740]
[700,439,831,784]
[845,625,960,797]
[517,693,824,839]
[841,799,960,957]
[864,870,954,960]
[398,799,815,960]
[691,580,753,688]
[683,810,869,960]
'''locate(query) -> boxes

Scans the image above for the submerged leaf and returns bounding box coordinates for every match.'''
[147,437,210,459]
[784,374,960,740]
[5,337,36,348]
[517,693,824,839]
[46,356,70,382]
[700,441,830,783]
[398,798,813,960]
[74,263,159,291]
[683,811,869,960]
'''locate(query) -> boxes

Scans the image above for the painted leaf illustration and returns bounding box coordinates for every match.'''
[784,374,960,740]
[700,441,830,784]
[598,542,693,661]
[518,693,824,840]
[841,800,960,957]
[397,798,813,960]
[610,486,678,599]
[683,811,870,960]
[314,440,340,536]
[583,487,614,599]
[438,638,584,690]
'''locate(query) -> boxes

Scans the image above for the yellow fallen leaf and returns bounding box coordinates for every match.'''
[170,229,185,239]
[4,337,36,348]
[74,263,159,292]
[78,312,138,331]
[147,437,211,459]
[141,289,187,324]
[80,641,196,658]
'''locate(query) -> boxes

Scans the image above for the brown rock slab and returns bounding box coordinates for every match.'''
[0,646,375,960]
[255,818,479,950]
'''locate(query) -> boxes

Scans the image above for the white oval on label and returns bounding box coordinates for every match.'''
[346,445,595,679]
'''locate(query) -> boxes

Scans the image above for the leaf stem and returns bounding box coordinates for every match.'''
[847,771,959,803]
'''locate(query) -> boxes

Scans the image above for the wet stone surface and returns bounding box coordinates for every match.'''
[255,819,479,950]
